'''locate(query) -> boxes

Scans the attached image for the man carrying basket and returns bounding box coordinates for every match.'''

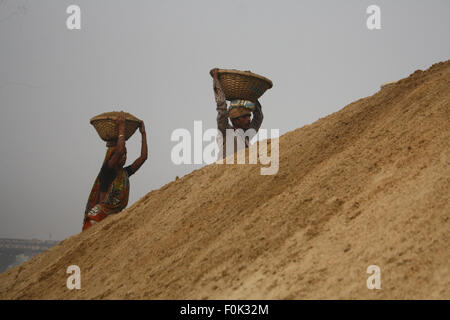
[210,68,264,158]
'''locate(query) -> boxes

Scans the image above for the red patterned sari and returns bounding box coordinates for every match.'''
[82,147,130,231]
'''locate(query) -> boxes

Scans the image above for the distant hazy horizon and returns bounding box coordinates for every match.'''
[1,0,449,240]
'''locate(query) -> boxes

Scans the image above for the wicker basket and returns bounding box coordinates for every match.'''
[217,69,273,101]
[90,111,142,145]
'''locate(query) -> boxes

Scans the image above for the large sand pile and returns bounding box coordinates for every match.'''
[1,61,449,299]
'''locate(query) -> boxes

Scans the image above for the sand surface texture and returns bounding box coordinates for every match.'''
[1,61,449,299]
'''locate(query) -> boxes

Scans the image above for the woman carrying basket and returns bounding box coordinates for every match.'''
[82,112,148,231]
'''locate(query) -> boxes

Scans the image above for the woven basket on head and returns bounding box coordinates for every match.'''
[90,111,142,146]
[217,69,273,101]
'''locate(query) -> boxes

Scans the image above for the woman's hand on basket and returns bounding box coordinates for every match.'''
[117,111,126,126]
[139,121,146,135]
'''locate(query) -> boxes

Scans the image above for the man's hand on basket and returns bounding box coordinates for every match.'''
[210,68,219,79]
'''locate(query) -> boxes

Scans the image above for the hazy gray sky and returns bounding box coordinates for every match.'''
[1,0,449,240]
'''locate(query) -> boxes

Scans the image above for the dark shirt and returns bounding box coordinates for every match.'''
[99,164,134,192]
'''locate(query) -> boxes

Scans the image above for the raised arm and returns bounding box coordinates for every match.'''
[210,68,229,135]
[107,111,127,168]
[249,99,263,131]
[129,121,148,175]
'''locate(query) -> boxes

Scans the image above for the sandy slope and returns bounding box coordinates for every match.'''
[0,61,449,299]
